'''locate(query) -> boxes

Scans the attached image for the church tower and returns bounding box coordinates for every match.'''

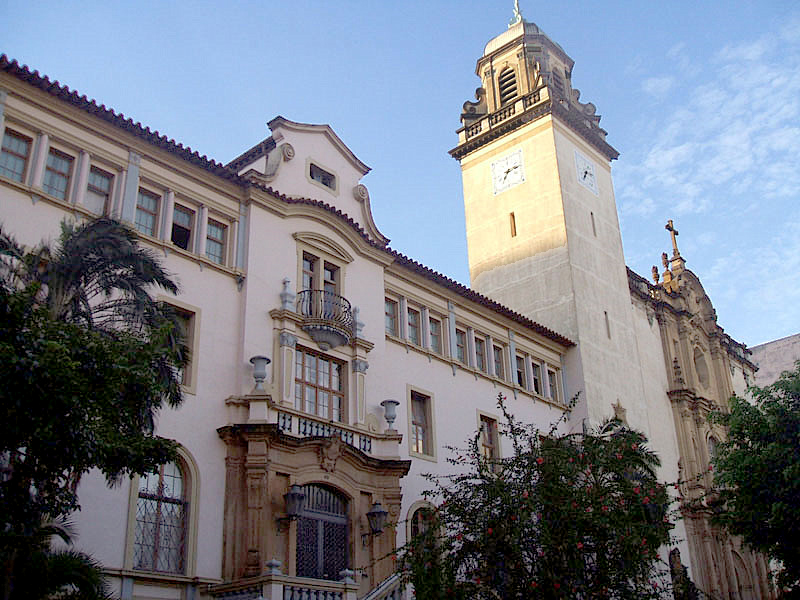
[450,6,643,426]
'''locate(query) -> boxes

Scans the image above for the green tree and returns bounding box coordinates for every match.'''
[398,395,675,599]
[0,218,187,598]
[711,362,800,595]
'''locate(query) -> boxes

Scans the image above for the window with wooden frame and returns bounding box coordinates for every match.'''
[407,306,421,345]
[205,219,226,265]
[474,336,487,372]
[385,298,399,336]
[480,415,499,461]
[0,130,31,182]
[173,307,195,387]
[409,506,434,539]
[171,204,194,250]
[429,316,442,354]
[410,390,432,456]
[547,368,559,403]
[42,148,73,200]
[515,355,527,388]
[492,344,505,379]
[84,166,113,215]
[531,362,542,395]
[135,188,160,237]
[294,347,344,422]
[455,329,467,364]
[134,461,188,574]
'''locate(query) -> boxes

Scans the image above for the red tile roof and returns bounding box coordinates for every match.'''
[0,54,574,348]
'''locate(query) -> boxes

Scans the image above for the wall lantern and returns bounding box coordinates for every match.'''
[362,501,388,545]
[249,355,271,392]
[277,484,305,529]
[380,399,400,429]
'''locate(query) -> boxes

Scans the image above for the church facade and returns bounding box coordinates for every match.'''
[0,9,773,600]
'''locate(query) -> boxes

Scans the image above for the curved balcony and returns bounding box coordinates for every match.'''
[296,289,354,350]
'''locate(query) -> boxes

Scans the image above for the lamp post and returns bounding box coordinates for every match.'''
[276,484,305,530]
[362,501,388,545]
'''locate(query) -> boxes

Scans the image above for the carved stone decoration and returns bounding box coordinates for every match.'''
[281,143,295,161]
[673,357,685,387]
[352,359,369,374]
[461,88,488,123]
[364,413,380,433]
[280,278,296,311]
[319,437,344,472]
[352,306,365,338]
[353,184,369,203]
[279,331,297,349]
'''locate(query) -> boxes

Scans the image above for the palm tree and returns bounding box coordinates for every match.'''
[1,518,111,600]
[0,217,187,408]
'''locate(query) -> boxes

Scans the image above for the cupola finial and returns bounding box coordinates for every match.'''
[509,0,523,27]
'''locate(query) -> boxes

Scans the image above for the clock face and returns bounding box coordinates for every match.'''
[491,149,525,195]
[574,150,598,194]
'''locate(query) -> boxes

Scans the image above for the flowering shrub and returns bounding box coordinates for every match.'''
[397,394,675,599]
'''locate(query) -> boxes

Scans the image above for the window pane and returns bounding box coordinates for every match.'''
[385,299,398,335]
[0,131,30,182]
[429,319,441,353]
[136,190,159,236]
[43,150,72,200]
[408,309,420,345]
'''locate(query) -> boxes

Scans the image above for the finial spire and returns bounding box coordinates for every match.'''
[509,0,523,27]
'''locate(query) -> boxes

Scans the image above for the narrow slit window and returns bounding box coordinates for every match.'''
[591,212,597,237]
[604,311,611,339]
[510,212,517,237]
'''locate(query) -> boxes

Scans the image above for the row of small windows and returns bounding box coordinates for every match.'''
[385,295,561,403]
[1,128,230,266]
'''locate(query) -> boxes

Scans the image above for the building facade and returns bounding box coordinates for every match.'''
[0,9,780,600]
[0,51,572,600]
[452,12,771,599]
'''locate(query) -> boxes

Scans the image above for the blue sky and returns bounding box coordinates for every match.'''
[2,1,798,347]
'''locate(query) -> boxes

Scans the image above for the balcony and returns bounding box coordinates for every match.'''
[296,289,354,350]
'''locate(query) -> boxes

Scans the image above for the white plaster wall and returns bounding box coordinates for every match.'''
[750,332,800,387]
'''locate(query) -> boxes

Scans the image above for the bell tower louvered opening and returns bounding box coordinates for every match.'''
[498,68,518,105]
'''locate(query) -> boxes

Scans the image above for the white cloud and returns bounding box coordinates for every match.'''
[641,76,674,97]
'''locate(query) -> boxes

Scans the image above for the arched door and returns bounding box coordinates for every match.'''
[296,484,349,580]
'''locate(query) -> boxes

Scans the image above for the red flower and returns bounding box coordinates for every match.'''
[631,444,638,450]
[602,505,609,512]
[585,507,593,513]
[531,582,538,589]
[616,453,623,460]
[569,457,574,463]
[554,583,560,589]
[643,496,650,504]
[522,490,529,499]
[708,464,713,471]
[537,457,544,465]
[577,542,583,549]
[456,533,463,541]
[487,527,493,535]
[633,486,641,495]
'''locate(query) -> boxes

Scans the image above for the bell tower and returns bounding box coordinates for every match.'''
[451,7,642,426]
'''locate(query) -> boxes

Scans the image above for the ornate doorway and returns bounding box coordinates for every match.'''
[296,484,348,580]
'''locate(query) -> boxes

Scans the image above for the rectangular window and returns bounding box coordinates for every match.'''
[516,355,527,388]
[429,317,442,354]
[385,298,398,336]
[532,362,542,395]
[173,308,195,386]
[302,253,316,290]
[455,329,467,364]
[548,369,559,403]
[85,167,113,215]
[171,205,194,250]
[43,148,73,200]
[480,415,498,461]
[510,212,517,237]
[475,336,486,372]
[206,219,226,265]
[310,163,336,190]
[294,347,344,422]
[492,345,504,379]
[407,307,421,345]
[411,391,431,456]
[136,189,160,236]
[0,130,31,182]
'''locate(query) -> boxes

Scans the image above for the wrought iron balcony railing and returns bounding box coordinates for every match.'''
[296,289,354,350]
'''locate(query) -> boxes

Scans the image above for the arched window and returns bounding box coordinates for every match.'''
[296,484,349,581]
[410,506,434,538]
[133,462,188,573]
[498,68,518,105]
[694,347,710,388]
[708,436,718,462]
